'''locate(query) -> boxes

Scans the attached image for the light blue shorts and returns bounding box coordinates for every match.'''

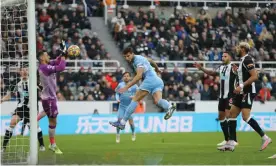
[139,76,164,95]
[117,104,133,120]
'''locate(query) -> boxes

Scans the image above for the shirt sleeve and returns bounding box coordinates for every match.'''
[49,56,62,65]
[243,57,255,71]
[41,59,66,75]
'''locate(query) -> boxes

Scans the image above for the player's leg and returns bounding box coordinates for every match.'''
[217,99,229,146]
[110,90,148,129]
[25,123,45,151]
[128,117,136,141]
[37,111,46,121]
[21,117,28,135]
[241,108,271,151]
[48,117,62,154]
[240,94,272,150]
[42,99,62,154]
[115,105,125,143]
[217,104,241,151]
[37,125,45,151]
[2,114,21,151]
[151,77,175,120]
[152,91,175,120]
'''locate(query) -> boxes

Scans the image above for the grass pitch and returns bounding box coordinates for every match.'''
[2,132,276,165]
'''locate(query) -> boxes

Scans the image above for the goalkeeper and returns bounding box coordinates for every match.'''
[1,68,45,152]
[37,41,67,154]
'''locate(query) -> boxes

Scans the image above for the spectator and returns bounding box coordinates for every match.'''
[201,84,211,100]
[256,20,266,36]
[259,76,273,102]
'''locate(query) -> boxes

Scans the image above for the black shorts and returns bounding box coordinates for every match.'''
[232,93,256,109]
[218,97,232,112]
[12,105,30,121]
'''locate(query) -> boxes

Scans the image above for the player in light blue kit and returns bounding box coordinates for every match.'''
[114,72,138,143]
[110,47,176,130]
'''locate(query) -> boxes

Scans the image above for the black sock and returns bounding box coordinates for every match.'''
[38,130,44,147]
[2,128,13,149]
[247,118,265,137]
[228,119,237,142]
[220,119,229,141]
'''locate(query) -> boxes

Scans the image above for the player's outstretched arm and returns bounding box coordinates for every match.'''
[194,62,217,76]
[0,92,11,104]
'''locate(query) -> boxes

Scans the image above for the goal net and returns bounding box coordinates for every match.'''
[1,0,37,164]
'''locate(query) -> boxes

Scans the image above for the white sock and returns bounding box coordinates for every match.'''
[120,119,126,125]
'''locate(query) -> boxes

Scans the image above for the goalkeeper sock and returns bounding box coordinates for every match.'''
[130,123,135,134]
[122,101,138,123]
[3,127,13,149]
[157,99,170,111]
[37,127,44,147]
[49,125,56,146]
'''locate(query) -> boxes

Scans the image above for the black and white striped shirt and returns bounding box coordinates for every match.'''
[237,54,256,94]
[216,63,237,99]
[10,79,29,107]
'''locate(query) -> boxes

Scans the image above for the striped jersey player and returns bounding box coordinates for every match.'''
[194,52,238,146]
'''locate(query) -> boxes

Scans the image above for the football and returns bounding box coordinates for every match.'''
[67,45,80,57]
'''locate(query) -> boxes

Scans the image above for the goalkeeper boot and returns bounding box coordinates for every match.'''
[164,105,176,120]
[49,144,63,154]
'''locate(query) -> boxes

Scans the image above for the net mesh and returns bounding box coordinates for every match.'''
[1,0,30,164]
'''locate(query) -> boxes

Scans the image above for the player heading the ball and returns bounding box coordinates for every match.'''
[38,40,67,154]
[109,47,176,130]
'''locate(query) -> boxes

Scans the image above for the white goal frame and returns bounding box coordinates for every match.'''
[1,0,38,164]
[27,0,38,164]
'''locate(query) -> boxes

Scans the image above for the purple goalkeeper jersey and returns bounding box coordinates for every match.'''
[39,57,66,100]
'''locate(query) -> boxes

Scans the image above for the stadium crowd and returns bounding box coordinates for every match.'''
[1,1,276,102]
[109,6,276,101]
[35,0,110,61]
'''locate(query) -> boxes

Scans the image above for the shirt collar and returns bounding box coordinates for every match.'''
[241,54,249,60]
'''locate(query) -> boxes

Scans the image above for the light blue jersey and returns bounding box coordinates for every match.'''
[115,82,138,119]
[132,55,164,94]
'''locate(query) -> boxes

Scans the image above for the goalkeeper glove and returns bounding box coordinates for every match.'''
[58,40,67,57]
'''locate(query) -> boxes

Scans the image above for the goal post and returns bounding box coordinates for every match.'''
[1,0,37,164]
[27,0,38,164]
